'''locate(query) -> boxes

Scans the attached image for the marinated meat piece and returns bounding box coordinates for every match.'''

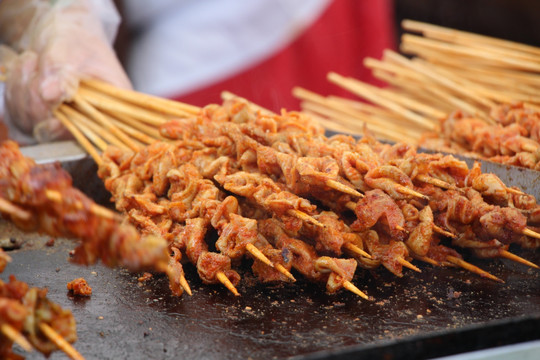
[67,278,92,296]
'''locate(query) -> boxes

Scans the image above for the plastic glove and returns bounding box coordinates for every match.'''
[0,0,131,143]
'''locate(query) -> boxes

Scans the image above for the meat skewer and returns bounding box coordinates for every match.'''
[0,141,170,273]
[0,275,82,359]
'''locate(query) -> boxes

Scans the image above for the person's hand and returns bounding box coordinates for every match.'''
[0,0,131,143]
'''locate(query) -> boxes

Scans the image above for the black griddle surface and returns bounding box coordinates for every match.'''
[1,157,540,360]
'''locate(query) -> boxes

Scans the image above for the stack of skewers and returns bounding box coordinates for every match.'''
[10,82,538,301]
[293,20,540,171]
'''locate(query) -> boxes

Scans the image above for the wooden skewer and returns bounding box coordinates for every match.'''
[499,249,539,269]
[106,115,158,145]
[245,243,274,268]
[395,184,429,200]
[71,93,141,151]
[402,33,540,73]
[414,255,439,266]
[521,143,539,153]
[327,72,437,131]
[287,209,325,228]
[78,87,170,129]
[275,264,296,282]
[342,280,370,300]
[522,228,540,240]
[343,242,373,259]
[415,174,454,190]
[101,109,162,140]
[179,274,193,296]
[345,201,356,211]
[61,105,130,151]
[44,189,119,221]
[397,258,422,273]
[325,179,363,197]
[433,225,457,239]
[446,255,504,283]
[39,323,84,360]
[54,109,103,166]
[156,262,192,296]
[216,271,240,296]
[402,19,540,58]
[0,197,32,221]
[506,187,526,196]
[395,225,407,232]
[1,323,33,352]
[61,109,109,151]
[81,79,200,116]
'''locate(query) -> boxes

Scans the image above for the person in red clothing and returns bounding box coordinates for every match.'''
[123,0,396,112]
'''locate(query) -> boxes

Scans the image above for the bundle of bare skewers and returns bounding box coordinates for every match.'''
[293,20,540,170]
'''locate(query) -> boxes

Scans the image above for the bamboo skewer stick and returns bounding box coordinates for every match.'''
[402,34,540,73]
[81,79,200,116]
[499,250,539,269]
[414,255,440,266]
[275,264,297,282]
[522,228,540,240]
[71,94,140,152]
[103,110,162,140]
[61,105,130,151]
[327,72,437,131]
[446,255,504,283]
[300,101,408,143]
[216,271,240,296]
[54,109,103,166]
[66,115,109,151]
[397,258,422,273]
[77,87,169,128]
[39,323,84,360]
[44,189,119,220]
[343,242,373,259]
[287,209,325,228]
[105,115,157,145]
[1,323,34,352]
[245,243,274,268]
[0,197,32,221]
[325,180,363,198]
[295,86,430,136]
[402,19,540,59]
[342,280,370,300]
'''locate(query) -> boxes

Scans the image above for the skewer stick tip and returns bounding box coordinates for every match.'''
[415,255,439,266]
[287,209,325,228]
[343,280,370,300]
[179,274,193,296]
[397,257,422,273]
[275,264,297,282]
[522,228,540,240]
[500,249,539,269]
[245,243,274,268]
[1,323,33,352]
[433,225,457,238]
[343,242,373,259]
[325,180,363,198]
[39,323,84,360]
[216,271,240,296]
[396,185,429,200]
[446,255,504,283]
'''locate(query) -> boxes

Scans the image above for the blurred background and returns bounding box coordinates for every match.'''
[110,0,540,112]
